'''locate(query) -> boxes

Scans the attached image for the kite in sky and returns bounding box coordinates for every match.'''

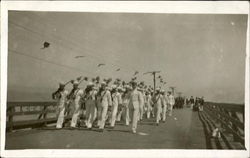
[116,68,120,71]
[75,55,85,58]
[98,63,105,67]
[41,41,50,49]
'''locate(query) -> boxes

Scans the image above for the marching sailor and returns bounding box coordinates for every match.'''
[121,85,132,125]
[52,82,69,129]
[96,81,112,132]
[84,82,97,129]
[116,87,125,122]
[137,84,145,121]
[110,85,123,128]
[168,91,175,116]
[152,88,164,125]
[68,81,84,128]
[128,81,144,133]
[161,90,167,122]
[145,90,153,119]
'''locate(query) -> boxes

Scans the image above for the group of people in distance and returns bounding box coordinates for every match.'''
[52,77,175,133]
[187,96,205,111]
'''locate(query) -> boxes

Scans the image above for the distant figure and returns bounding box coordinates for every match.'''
[189,96,195,109]
[193,97,199,111]
[52,82,69,129]
[199,96,204,111]
[185,98,189,107]
[167,91,175,116]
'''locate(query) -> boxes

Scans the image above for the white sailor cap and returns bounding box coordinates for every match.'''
[105,86,111,91]
[117,86,123,91]
[73,80,79,85]
[111,84,117,90]
[87,82,94,86]
[59,82,65,86]
[101,81,106,85]
[156,87,161,91]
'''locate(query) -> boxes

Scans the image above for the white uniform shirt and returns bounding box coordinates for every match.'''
[97,89,112,107]
[112,92,122,106]
[85,89,97,104]
[122,92,131,107]
[71,89,84,106]
[56,90,69,108]
[129,88,144,109]
[168,94,175,106]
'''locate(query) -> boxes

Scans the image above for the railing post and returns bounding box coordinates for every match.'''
[43,106,48,126]
[8,106,14,132]
[231,111,240,142]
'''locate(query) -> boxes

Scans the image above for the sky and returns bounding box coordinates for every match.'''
[7,11,248,103]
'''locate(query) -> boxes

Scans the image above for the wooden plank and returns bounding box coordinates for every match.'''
[206,106,244,130]
[7,102,56,108]
[6,116,71,130]
[204,107,244,145]
[8,110,56,116]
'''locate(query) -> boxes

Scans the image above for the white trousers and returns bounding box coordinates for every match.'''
[129,107,139,132]
[139,104,144,120]
[162,104,167,121]
[71,103,80,127]
[85,102,96,128]
[110,104,119,127]
[97,105,108,129]
[155,105,162,123]
[146,104,152,119]
[168,104,173,116]
[56,106,65,128]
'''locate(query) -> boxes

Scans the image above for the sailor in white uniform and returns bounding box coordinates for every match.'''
[68,81,84,128]
[96,82,112,132]
[52,82,69,129]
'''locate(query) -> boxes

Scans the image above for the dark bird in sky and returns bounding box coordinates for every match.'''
[98,63,105,67]
[75,55,85,58]
[158,75,162,79]
[133,71,139,76]
[41,41,50,49]
[116,68,120,71]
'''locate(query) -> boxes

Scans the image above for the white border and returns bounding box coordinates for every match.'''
[1,1,249,158]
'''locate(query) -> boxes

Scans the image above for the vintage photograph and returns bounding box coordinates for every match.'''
[3,9,248,151]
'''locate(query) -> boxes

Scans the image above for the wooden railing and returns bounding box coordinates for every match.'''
[6,102,70,132]
[203,102,245,148]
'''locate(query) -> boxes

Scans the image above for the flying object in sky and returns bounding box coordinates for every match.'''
[75,55,85,58]
[116,68,120,71]
[133,71,139,76]
[98,63,105,67]
[41,41,50,49]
